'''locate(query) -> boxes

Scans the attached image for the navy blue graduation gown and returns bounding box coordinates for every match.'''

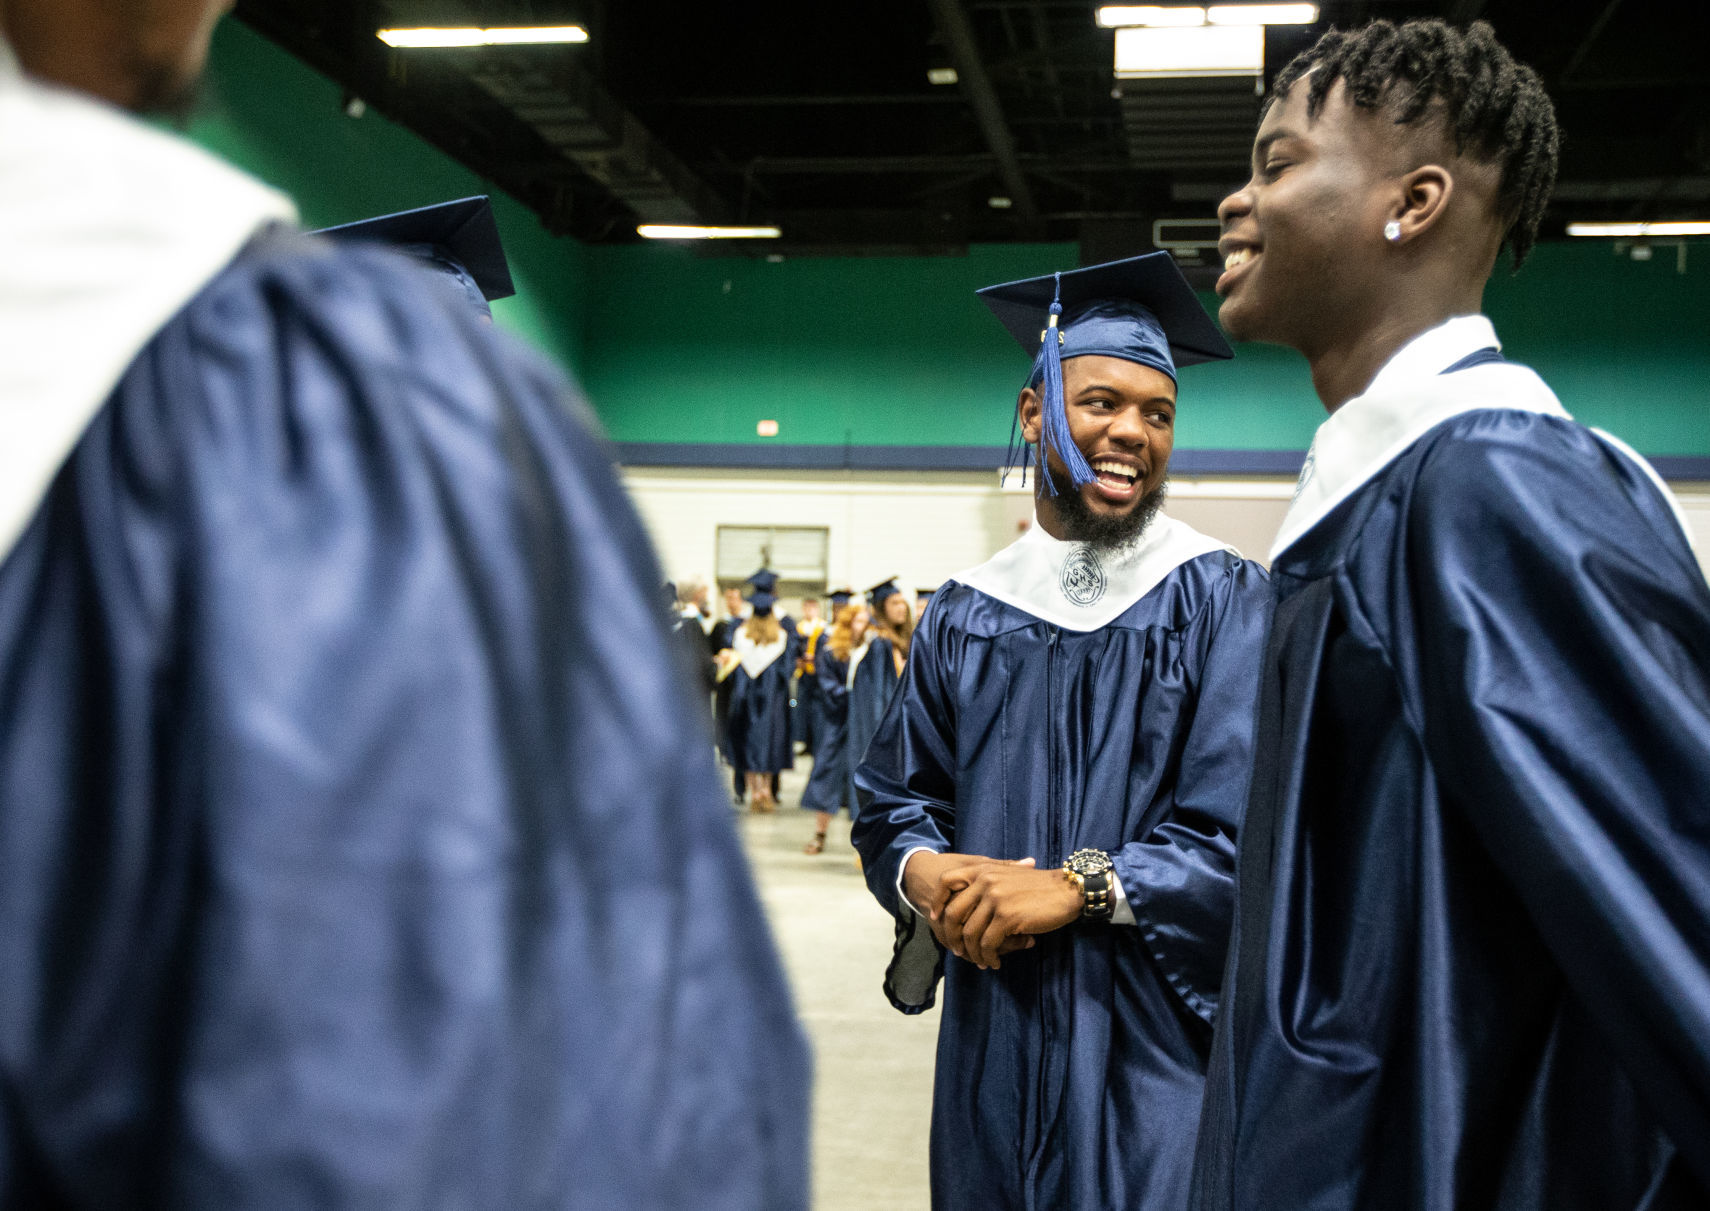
[729,640,795,774]
[1192,411,1710,1210]
[0,235,809,1209]
[853,553,1272,1210]
[800,650,851,812]
[845,637,902,812]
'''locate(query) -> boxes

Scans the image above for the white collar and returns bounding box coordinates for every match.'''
[733,630,787,677]
[1271,315,1569,560]
[0,46,296,563]
[954,512,1233,632]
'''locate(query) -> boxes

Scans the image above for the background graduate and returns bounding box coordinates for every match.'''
[845,579,909,809]
[0,3,808,1206]
[852,254,1273,1209]
[728,588,795,812]
[1192,20,1710,1210]
[799,599,860,854]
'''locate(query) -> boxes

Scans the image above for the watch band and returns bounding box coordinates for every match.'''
[1063,849,1115,923]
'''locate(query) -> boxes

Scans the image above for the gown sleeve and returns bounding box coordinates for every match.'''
[852,611,958,918]
[0,238,809,1210]
[850,612,957,1013]
[1407,423,1710,1188]
[1110,557,1272,1024]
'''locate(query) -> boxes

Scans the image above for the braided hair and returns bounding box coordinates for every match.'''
[1267,19,1559,269]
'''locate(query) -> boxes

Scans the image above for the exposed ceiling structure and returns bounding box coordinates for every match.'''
[235,0,1710,269]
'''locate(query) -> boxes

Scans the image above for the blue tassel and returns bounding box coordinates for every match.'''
[1038,273,1095,494]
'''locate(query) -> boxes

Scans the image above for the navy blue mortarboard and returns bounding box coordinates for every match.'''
[316,196,516,318]
[867,578,901,607]
[977,251,1233,493]
[746,569,781,595]
[828,588,855,609]
[748,591,778,616]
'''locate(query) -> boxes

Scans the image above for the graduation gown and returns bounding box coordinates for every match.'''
[0,59,808,1210]
[800,649,851,813]
[852,518,1272,1211]
[845,636,903,812]
[729,631,794,774]
[1192,317,1710,1211]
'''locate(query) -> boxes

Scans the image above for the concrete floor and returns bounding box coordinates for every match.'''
[735,763,939,1211]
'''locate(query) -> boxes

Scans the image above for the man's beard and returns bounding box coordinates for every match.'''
[1044,463,1168,552]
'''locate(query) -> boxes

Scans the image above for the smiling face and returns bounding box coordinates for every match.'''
[1019,353,1176,547]
[1215,77,1406,356]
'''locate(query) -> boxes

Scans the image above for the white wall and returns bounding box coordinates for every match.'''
[626,467,1710,608]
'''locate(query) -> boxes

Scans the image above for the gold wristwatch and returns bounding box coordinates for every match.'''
[1063,849,1115,922]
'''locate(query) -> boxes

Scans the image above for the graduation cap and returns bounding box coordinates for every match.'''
[746,569,781,595]
[749,591,778,616]
[316,196,516,318]
[976,251,1233,494]
[868,577,902,608]
[827,587,855,609]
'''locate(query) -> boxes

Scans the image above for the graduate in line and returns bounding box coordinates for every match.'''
[800,598,861,854]
[1191,20,1710,1210]
[728,587,795,812]
[791,596,825,751]
[0,5,808,1206]
[846,579,909,810]
[853,254,1273,1209]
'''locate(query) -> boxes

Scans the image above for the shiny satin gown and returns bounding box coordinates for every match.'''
[800,649,851,813]
[854,553,1271,1210]
[1192,409,1710,1210]
[0,235,809,1209]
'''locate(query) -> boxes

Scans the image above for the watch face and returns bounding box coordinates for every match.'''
[1066,849,1112,877]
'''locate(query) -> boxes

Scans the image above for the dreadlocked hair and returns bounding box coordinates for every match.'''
[1267,19,1559,270]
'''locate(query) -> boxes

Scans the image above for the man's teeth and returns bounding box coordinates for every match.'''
[1224,247,1255,271]
[1092,460,1136,482]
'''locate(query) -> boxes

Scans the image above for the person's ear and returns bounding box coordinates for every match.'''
[1389,165,1454,244]
[1018,386,1043,445]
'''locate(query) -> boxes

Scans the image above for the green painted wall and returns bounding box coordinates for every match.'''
[189,18,1708,460]
[187,20,590,375]
[583,239,1710,457]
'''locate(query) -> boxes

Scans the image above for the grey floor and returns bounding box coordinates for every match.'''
[735,763,938,1211]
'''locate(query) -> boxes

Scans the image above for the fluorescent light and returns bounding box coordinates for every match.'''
[1097,6,1206,27]
[377,26,589,48]
[927,67,959,85]
[1566,221,1710,237]
[1206,4,1318,25]
[988,196,1014,209]
[636,225,783,240]
[1115,24,1263,77]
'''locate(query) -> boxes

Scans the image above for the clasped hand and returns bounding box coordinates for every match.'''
[902,851,1083,971]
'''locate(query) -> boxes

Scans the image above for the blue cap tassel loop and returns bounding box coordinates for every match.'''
[1036,274,1096,495]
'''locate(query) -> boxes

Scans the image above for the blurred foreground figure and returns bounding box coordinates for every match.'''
[1193,19,1710,1210]
[0,4,808,1208]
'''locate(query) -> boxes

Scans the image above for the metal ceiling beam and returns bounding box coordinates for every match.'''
[925,0,1040,222]
[1562,0,1626,82]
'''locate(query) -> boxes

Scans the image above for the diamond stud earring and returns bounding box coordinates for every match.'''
[1384,220,1402,242]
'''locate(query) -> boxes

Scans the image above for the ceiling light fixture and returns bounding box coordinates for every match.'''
[1566,220,1710,237]
[1114,24,1264,77]
[988,196,1014,209]
[377,26,589,48]
[636,225,784,240]
[1205,4,1318,24]
[1096,6,1207,27]
[1096,3,1315,26]
[927,67,960,85]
